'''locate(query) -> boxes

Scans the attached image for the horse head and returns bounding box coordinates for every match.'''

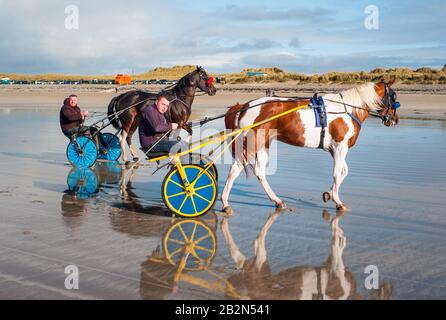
[184,65,217,96]
[375,79,400,127]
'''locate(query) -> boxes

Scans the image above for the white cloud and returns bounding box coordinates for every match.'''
[0,0,444,74]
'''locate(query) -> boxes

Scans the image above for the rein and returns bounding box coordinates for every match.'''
[189,98,308,127]
[322,97,382,119]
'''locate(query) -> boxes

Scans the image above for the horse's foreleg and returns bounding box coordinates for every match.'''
[325,214,349,296]
[120,130,128,163]
[330,145,349,211]
[221,161,244,213]
[323,159,349,203]
[254,148,285,209]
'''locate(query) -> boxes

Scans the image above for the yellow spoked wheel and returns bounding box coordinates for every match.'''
[162,164,217,218]
[163,219,217,271]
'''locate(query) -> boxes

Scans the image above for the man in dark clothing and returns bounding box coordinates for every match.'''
[138,94,187,155]
[60,95,101,149]
[60,95,88,136]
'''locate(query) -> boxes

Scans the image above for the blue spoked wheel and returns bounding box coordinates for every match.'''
[66,136,98,168]
[98,133,121,161]
[162,164,217,218]
[67,168,98,199]
[190,153,218,183]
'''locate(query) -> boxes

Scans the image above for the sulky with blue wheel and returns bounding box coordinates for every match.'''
[162,164,217,218]
[66,136,98,168]
[98,133,121,162]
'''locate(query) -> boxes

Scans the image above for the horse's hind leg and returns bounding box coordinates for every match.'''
[253,210,281,271]
[221,161,244,213]
[221,216,247,269]
[126,116,140,162]
[254,147,285,209]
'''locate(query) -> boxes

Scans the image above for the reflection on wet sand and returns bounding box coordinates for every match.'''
[136,209,393,300]
[139,217,227,299]
[59,161,395,299]
[115,164,168,216]
[221,210,393,300]
[61,166,100,237]
[61,162,127,236]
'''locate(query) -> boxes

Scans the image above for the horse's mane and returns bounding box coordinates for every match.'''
[325,82,381,119]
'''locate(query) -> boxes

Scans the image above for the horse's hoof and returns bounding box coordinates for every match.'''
[323,192,331,203]
[275,201,287,210]
[133,157,139,162]
[322,210,332,221]
[222,206,234,215]
[336,204,348,212]
[125,161,131,166]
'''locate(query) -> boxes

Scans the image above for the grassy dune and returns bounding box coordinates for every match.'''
[2,65,446,84]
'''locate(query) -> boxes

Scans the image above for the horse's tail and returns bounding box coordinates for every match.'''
[225,103,253,176]
[107,95,122,130]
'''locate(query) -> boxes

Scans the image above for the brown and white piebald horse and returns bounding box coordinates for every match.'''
[222,80,399,212]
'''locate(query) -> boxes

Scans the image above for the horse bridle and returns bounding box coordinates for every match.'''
[169,71,214,103]
[380,84,400,124]
[325,83,400,125]
[165,71,215,132]
[196,72,215,96]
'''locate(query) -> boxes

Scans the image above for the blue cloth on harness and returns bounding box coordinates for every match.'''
[310,96,327,128]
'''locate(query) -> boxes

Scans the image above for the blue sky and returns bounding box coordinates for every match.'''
[0,0,445,74]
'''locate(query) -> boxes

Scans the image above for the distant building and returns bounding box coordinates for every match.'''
[246,72,267,78]
[115,74,132,85]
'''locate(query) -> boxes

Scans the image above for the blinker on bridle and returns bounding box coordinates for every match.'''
[381,84,400,124]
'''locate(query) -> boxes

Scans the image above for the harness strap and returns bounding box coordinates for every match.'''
[348,113,362,128]
[311,95,327,149]
[340,93,362,129]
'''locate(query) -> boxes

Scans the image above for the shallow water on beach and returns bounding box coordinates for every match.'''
[0,108,445,299]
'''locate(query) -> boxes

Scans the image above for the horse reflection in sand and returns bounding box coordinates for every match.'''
[221,211,392,300]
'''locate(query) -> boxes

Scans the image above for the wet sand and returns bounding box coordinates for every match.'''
[0,106,445,299]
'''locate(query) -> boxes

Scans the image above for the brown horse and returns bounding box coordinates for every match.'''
[107,66,217,163]
[222,80,399,212]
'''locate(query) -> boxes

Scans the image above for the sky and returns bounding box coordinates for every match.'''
[0,0,445,75]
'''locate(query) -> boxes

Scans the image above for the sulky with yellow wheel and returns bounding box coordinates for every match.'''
[162,164,217,218]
